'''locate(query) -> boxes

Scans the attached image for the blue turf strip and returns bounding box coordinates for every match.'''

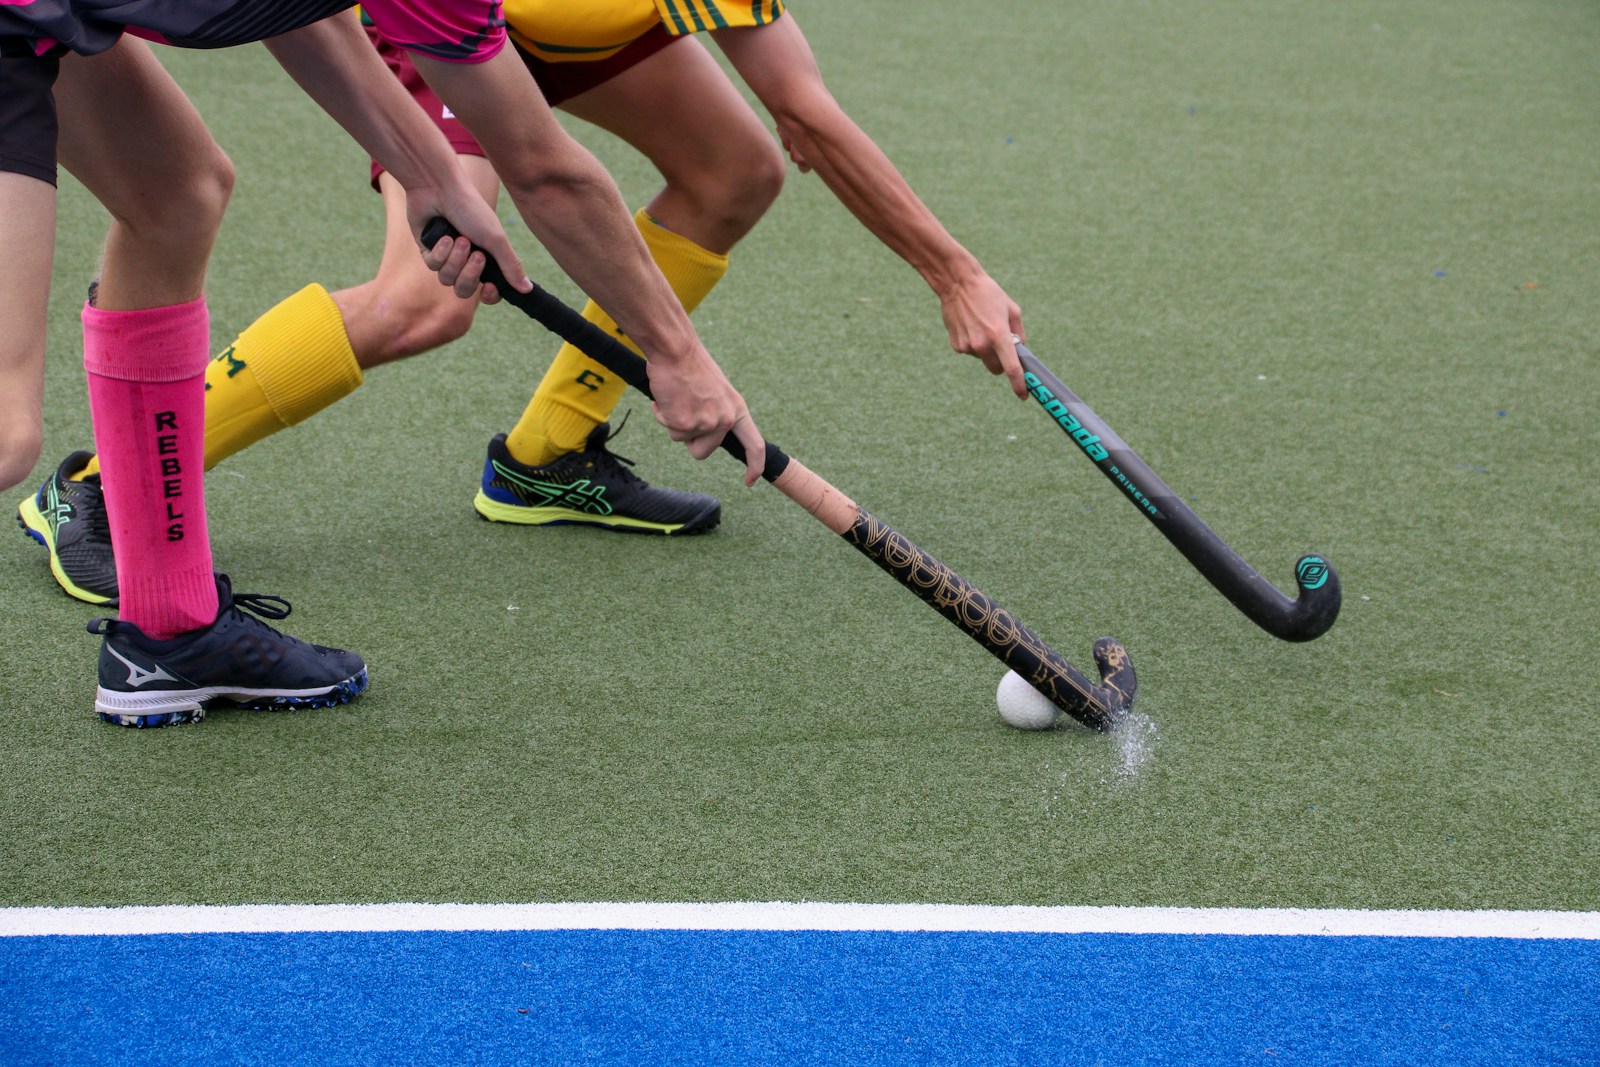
[3,929,1596,1065]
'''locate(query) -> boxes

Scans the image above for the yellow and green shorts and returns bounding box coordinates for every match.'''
[365,0,785,185]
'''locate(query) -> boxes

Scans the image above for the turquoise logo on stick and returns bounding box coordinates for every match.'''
[1296,556,1329,591]
[1024,373,1109,462]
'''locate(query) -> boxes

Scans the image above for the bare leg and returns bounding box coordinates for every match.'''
[0,172,56,490]
[53,40,234,635]
[559,36,784,254]
[55,43,234,310]
[333,154,500,369]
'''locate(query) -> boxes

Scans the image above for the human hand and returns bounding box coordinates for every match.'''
[939,270,1027,396]
[411,187,530,302]
[646,344,767,486]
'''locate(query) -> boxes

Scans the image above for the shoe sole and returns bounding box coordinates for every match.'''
[16,497,116,606]
[472,490,720,536]
[95,668,369,728]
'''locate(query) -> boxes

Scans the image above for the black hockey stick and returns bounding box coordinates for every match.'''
[423,220,1134,728]
[1017,342,1339,642]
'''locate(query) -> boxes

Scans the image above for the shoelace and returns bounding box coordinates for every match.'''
[87,591,294,638]
[589,413,644,486]
[232,592,293,623]
[224,591,313,645]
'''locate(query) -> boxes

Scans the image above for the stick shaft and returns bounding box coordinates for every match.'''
[770,457,1118,729]
[419,220,1127,726]
[1018,343,1340,642]
[842,507,1115,727]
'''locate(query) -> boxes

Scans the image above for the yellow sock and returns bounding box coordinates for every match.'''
[201,284,363,468]
[75,283,363,479]
[503,209,729,465]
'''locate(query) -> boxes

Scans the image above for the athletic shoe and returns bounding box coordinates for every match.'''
[89,574,368,728]
[16,451,118,605]
[473,423,720,535]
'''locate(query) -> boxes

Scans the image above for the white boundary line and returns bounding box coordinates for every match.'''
[2,902,1597,940]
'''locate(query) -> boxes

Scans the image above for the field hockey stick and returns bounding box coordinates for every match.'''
[423,221,1134,729]
[1015,342,1340,642]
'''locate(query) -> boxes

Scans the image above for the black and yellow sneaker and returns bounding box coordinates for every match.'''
[16,451,119,605]
[473,423,721,535]
[89,574,368,728]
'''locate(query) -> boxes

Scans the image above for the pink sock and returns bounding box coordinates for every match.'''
[84,298,218,638]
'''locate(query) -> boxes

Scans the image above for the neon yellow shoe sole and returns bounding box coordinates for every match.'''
[472,489,714,535]
[473,428,721,536]
[17,453,119,605]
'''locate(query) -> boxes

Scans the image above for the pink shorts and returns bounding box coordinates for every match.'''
[365,20,675,188]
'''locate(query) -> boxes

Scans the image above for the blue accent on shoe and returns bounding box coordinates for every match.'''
[89,574,368,728]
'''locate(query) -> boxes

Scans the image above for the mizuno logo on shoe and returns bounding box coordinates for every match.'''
[491,460,614,515]
[106,645,179,688]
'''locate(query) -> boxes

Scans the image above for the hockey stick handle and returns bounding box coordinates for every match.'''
[422,219,1133,727]
[1016,342,1340,642]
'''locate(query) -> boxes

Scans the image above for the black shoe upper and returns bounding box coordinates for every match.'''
[90,574,365,695]
[482,422,721,530]
[30,451,119,601]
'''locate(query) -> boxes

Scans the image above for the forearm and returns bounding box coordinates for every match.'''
[722,18,984,302]
[774,94,985,300]
[262,13,456,200]
[500,149,700,365]
[411,49,699,366]
[723,17,1024,389]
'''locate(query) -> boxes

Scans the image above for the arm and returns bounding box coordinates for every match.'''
[408,46,763,479]
[261,12,530,297]
[715,17,1028,396]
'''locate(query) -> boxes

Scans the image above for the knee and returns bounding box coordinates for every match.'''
[668,135,785,245]
[120,142,235,247]
[176,143,235,239]
[0,419,44,494]
[736,135,787,221]
[715,134,785,233]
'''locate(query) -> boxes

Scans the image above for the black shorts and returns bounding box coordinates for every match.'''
[0,39,63,185]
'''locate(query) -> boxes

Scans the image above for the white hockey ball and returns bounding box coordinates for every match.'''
[996,670,1060,730]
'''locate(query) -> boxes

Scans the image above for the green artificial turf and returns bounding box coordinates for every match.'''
[1,2,1596,911]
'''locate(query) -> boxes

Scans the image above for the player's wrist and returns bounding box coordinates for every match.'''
[628,313,702,369]
[923,249,986,300]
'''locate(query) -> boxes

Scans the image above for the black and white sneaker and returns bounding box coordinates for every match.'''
[472,422,721,535]
[89,574,368,728]
[17,451,119,605]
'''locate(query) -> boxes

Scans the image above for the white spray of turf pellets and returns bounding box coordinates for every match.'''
[1107,710,1159,781]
